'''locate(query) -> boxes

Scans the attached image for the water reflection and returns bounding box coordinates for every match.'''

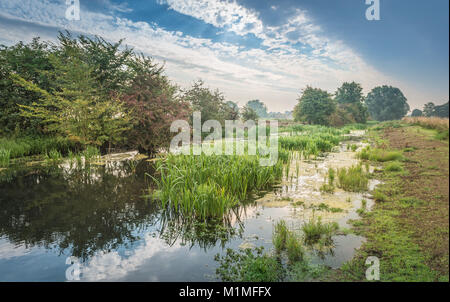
[0,158,251,266]
[0,160,159,261]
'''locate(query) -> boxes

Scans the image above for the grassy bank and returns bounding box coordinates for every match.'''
[329,122,449,281]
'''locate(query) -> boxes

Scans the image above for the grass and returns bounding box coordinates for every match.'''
[373,190,389,202]
[403,116,449,132]
[358,146,403,162]
[0,136,76,158]
[384,161,404,172]
[336,164,369,192]
[44,149,63,163]
[214,247,284,282]
[273,220,305,263]
[302,217,339,245]
[320,167,336,193]
[273,220,289,252]
[0,148,11,167]
[286,233,304,263]
[149,153,283,220]
[330,123,449,281]
[278,126,343,158]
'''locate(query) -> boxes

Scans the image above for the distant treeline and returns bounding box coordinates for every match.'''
[411,102,449,118]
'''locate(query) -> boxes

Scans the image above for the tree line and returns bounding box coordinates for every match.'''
[293,83,413,126]
[411,102,449,118]
[1,32,445,156]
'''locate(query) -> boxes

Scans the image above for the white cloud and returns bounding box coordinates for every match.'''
[80,235,182,281]
[0,0,425,111]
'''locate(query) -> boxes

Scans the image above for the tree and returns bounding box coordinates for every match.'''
[335,81,364,104]
[293,86,336,125]
[183,80,230,126]
[365,86,409,121]
[246,100,268,118]
[241,106,258,122]
[121,72,190,155]
[423,102,436,117]
[433,102,449,118]
[225,101,240,120]
[411,109,423,117]
[13,51,132,148]
[0,38,54,135]
[335,82,368,123]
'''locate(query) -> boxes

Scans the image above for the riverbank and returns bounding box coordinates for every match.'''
[328,123,449,281]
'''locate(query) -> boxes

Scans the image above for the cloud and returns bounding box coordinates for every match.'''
[0,0,419,111]
[79,235,182,281]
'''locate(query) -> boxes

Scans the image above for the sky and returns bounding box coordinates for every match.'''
[0,0,448,112]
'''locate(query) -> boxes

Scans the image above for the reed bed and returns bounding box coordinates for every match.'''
[0,136,75,158]
[336,164,369,192]
[279,132,341,158]
[149,153,283,220]
[358,146,403,162]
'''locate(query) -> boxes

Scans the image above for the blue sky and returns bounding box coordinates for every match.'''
[0,0,448,112]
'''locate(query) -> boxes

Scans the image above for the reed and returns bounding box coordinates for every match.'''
[358,147,403,162]
[302,217,339,245]
[0,148,11,167]
[149,153,283,220]
[336,164,369,192]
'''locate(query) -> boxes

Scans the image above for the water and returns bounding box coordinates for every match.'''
[0,132,379,281]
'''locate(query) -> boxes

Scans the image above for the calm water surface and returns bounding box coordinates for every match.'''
[0,136,377,281]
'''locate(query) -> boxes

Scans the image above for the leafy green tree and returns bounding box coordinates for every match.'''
[246,100,268,118]
[13,53,131,148]
[294,86,336,125]
[365,86,410,121]
[335,82,364,104]
[433,102,449,118]
[423,102,436,117]
[0,38,54,135]
[334,82,368,123]
[225,101,240,120]
[183,80,231,125]
[411,109,423,117]
[241,106,258,122]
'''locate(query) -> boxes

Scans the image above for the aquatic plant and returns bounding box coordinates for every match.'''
[273,220,289,253]
[0,136,75,158]
[336,165,369,192]
[0,149,11,167]
[286,233,304,263]
[44,149,62,163]
[82,146,100,161]
[214,247,284,282]
[302,217,339,245]
[149,153,283,220]
[384,161,404,172]
[358,147,403,162]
